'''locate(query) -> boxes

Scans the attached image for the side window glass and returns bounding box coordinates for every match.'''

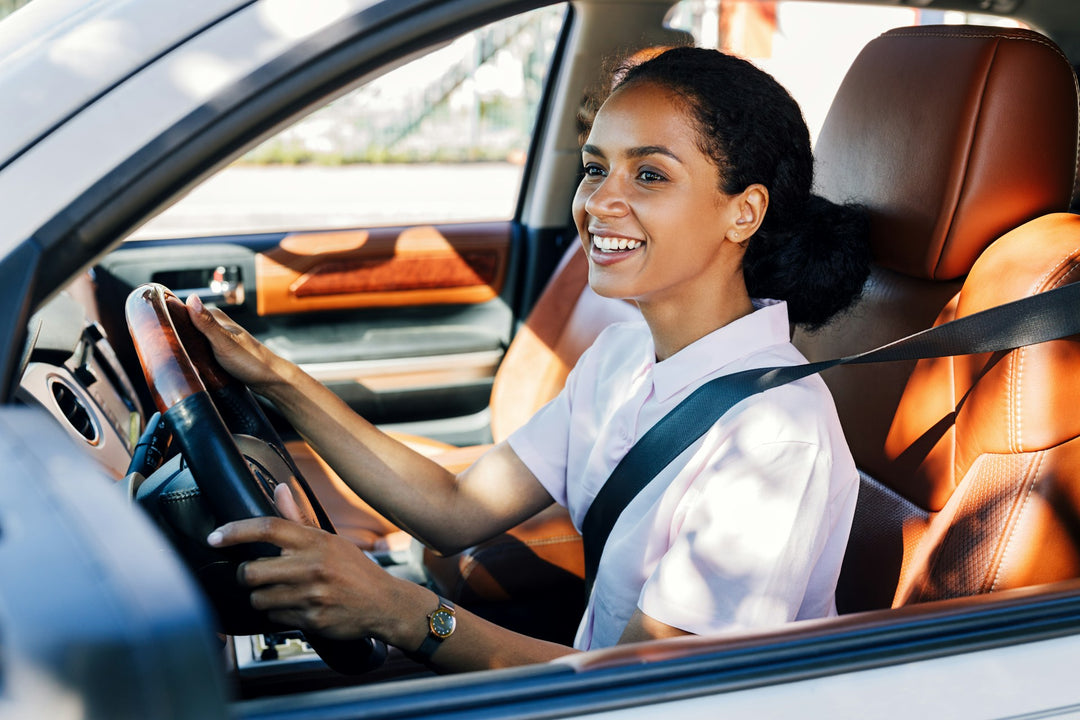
[667,1,1025,145]
[134,4,566,239]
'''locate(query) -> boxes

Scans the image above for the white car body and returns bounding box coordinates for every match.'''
[3,0,1080,718]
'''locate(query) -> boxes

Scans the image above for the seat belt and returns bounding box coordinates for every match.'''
[581,280,1080,597]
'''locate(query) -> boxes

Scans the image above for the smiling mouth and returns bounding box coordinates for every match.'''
[591,234,643,252]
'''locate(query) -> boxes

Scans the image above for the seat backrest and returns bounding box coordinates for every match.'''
[795,25,1080,612]
[488,242,640,442]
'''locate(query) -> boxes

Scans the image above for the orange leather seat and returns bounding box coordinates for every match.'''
[795,25,1080,613]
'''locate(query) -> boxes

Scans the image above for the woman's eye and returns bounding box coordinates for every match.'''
[638,169,666,183]
[583,163,606,178]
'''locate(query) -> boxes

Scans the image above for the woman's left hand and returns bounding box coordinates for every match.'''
[207,484,405,643]
[211,488,580,672]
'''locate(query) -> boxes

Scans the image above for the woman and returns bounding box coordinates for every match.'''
[197,46,869,671]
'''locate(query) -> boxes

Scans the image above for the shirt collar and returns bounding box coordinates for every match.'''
[650,299,792,402]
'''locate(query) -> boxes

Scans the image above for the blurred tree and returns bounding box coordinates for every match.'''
[0,0,33,19]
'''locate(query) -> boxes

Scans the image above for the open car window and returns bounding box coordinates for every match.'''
[131,4,567,240]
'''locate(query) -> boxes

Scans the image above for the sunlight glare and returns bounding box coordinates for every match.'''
[47,19,138,77]
[256,0,351,40]
[170,51,245,100]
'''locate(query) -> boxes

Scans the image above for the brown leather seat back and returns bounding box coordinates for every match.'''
[794,25,1080,612]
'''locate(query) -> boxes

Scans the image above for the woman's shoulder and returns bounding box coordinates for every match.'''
[583,318,652,361]
[715,342,844,446]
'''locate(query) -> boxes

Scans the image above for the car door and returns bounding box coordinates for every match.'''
[93,5,572,447]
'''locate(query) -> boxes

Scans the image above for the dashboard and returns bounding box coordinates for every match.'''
[15,272,143,481]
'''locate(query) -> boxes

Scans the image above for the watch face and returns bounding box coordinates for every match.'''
[430,609,456,639]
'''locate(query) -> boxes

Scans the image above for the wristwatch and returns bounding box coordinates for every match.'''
[414,595,456,661]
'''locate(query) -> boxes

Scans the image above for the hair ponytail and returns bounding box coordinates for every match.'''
[744,195,869,330]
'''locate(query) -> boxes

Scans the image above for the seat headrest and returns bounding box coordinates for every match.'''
[814,25,1079,281]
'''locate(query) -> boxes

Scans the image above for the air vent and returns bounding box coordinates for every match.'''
[50,380,98,444]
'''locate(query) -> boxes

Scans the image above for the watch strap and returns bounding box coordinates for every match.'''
[415,631,443,660]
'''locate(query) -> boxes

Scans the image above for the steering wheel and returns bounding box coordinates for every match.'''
[125,282,386,674]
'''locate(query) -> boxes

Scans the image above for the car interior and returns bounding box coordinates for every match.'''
[12,0,1080,705]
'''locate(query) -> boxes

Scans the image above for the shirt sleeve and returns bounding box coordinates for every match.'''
[639,434,837,634]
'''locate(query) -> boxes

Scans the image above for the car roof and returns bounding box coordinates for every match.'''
[0,0,253,171]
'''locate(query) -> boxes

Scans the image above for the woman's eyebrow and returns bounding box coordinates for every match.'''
[626,145,682,163]
[581,143,682,164]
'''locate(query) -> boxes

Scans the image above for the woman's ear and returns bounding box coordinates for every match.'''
[728,184,769,244]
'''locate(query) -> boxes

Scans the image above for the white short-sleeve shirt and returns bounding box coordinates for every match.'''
[507,300,858,650]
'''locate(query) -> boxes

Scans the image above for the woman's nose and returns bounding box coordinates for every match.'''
[583,175,629,219]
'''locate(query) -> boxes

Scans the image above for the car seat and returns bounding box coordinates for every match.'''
[795,25,1080,613]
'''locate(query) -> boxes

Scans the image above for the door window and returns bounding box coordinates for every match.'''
[133,4,566,239]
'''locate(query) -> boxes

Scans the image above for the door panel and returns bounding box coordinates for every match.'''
[255,223,510,315]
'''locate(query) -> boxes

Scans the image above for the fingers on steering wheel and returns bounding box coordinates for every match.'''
[208,513,318,551]
[186,293,210,321]
[275,483,319,527]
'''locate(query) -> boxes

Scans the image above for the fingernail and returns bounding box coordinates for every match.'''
[190,295,204,312]
[207,530,224,546]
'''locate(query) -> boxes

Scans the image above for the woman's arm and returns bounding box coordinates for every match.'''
[186,296,553,554]
[619,610,691,643]
[209,486,690,672]
[210,485,576,672]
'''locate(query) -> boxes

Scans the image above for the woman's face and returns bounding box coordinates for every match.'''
[572,81,747,310]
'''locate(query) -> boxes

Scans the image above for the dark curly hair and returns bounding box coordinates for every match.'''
[583,46,869,330]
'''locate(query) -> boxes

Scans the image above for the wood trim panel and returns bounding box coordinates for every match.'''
[255,223,510,315]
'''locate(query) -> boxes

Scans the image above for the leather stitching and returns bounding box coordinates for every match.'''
[1013,337,1024,453]
[887,30,1067,61]
[990,452,1043,592]
[160,489,201,503]
[1012,248,1080,451]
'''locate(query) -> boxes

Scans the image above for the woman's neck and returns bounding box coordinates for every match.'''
[639,273,755,362]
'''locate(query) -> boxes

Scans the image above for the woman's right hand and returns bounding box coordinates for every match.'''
[185,294,290,393]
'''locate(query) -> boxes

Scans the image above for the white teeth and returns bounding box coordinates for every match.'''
[592,235,642,252]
